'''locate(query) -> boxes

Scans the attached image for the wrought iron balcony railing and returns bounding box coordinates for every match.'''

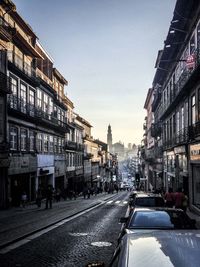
[161,49,200,117]
[188,122,200,140]
[163,127,189,149]
[7,95,68,131]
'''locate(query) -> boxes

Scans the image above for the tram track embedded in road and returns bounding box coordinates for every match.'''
[0,193,122,254]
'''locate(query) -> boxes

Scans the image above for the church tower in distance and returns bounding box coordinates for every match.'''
[107,124,113,153]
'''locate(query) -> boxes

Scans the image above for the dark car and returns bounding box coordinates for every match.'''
[87,230,200,267]
[111,230,200,267]
[128,193,165,214]
[118,207,196,242]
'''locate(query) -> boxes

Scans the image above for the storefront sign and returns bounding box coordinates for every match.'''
[166,151,174,156]
[174,146,186,154]
[190,144,200,161]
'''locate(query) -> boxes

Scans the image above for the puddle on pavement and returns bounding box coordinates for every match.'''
[91,241,112,247]
[69,233,88,236]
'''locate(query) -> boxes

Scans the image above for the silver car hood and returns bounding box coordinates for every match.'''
[120,230,200,267]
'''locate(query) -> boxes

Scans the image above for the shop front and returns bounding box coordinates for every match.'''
[36,155,54,196]
[189,143,200,213]
[8,154,37,206]
[165,150,176,191]
[174,145,188,194]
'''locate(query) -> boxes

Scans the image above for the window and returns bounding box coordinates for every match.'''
[14,47,23,70]
[24,55,32,77]
[29,89,35,116]
[185,101,189,127]
[66,153,69,167]
[29,131,35,151]
[20,83,27,113]
[58,138,62,153]
[20,128,27,151]
[37,90,42,110]
[54,137,58,153]
[43,93,48,114]
[37,133,43,152]
[180,106,184,130]
[10,126,18,150]
[44,134,48,152]
[176,111,180,134]
[49,136,54,153]
[10,76,18,109]
[58,108,61,124]
[192,94,196,125]
[169,117,172,140]
[49,98,53,119]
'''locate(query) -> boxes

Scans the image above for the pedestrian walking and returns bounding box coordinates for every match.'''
[83,186,88,199]
[21,191,27,208]
[87,188,91,199]
[36,186,43,208]
[174,188,185,210]
[164,187,174,208]
[45,184,53,209]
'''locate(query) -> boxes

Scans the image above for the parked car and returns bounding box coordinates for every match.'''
[118,207,196,242]
[112,230,200,267]
[87,230,200,267]
[128,193,165,214]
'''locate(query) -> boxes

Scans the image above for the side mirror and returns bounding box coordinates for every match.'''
[119,217,128,223]
[85,262,105,267]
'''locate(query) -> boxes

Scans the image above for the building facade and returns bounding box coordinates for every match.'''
[142,0,200,213]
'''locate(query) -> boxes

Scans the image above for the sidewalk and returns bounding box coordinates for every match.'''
[0,192,118,249]
[187,208,200,228]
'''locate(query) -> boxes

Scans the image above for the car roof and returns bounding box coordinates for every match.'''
[133,207,183,212]
[119,230,200,267]
[135,193,163,198]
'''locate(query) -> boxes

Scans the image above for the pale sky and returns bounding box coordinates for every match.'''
[14,0,175,146]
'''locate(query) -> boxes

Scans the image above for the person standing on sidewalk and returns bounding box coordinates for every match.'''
[45,184,53,209]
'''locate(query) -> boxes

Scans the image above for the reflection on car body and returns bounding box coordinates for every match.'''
[110,230,200,267]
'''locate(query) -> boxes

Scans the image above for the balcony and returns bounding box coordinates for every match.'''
[163,127,189,149]
[0,16,15,42]
[151,122,161,138]
[146,148,155,163]
[7,51,37,82]
[152,91,161,112]
[84,152,93,160]
[189,122,200,140]
[65,141,77,150]
[161,49,200,118]
[0,71,11,94]
[7,95,68,133]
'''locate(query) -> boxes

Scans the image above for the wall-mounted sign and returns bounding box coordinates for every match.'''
[174,146,186,154]
[190,144,200,161]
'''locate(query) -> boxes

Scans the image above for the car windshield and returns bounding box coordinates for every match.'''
[129,210,195,229]
[135,197,164,207]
